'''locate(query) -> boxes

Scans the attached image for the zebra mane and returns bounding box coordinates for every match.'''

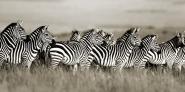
[116,28,138,44]
[138,35,156,49]
[72,30,79,35]
[141,35,155,41]
[167,34,184,49]
[1,22,17,35]
[29,26,45,40]
[80,29,94,40]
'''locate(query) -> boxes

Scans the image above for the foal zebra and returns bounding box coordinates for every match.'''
[49,29,105,70]
[0,21,26,66]
[147,33,185,69]
[124,34,161,69]
[8,26,54,70]
[86,28,141,71]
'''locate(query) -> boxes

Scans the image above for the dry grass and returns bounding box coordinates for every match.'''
[0,67,185,92]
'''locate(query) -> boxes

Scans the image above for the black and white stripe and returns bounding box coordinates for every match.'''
[0,21,26,66]
[49,29,105,70]
[86,28,141,71]
[147,33,185,69]
[8,26,54,70]
[33,30,81,67]
[124,34,160,69]
[172,46,185,72]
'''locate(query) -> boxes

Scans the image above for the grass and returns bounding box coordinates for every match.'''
[0,67,185,92]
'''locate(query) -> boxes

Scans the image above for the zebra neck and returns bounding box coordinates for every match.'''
[79,38,93,48]
[168,41,178,52]
[120,41,135,53]
[30,39,43,52]
[167,36,181,49]
[2,33,16,48]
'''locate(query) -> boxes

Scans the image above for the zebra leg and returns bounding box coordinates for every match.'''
[26,61,33,71]
[172,62,184,76]
[167,60,174,70]
[79,58,92,71]
[0,52,6,64]
[72,64,78,75]
[50,60,60,70]
[115,59,125,72]
[50,54,67,70]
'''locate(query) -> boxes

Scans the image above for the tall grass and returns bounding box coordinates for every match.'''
[0,67,185,92]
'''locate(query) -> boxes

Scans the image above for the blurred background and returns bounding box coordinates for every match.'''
[0,0,185,41]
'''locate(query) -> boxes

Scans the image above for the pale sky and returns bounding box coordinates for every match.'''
[0,0,184,33]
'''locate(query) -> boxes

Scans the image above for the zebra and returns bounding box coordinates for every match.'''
[8,25,54,70]
[147,33,185,70]
[123,34,161,69]
[0,21,26,66]
[172,46,185,72]
[86,28,141,71]
[49,29,105,70]
[32,29,82,68]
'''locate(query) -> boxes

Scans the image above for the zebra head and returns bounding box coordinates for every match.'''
[40,25,54,44]
[13,20,26,40]
[70,29,81,41]
[129,32,141,47]
[116,27,140,44]
[1,21,26,40]
[173,33,185,48]
[30,25,54,51]
[139,34,161,52]
[102,32,115,46]
[80,28,104,45]
[95,29,109,45]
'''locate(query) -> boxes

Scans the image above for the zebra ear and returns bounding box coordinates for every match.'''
[43,25,49,32]
[136,28,140,33]
[101,30,106,37]
[177,33,183,37]
[109,33,113,37]
[17,20,23,26]
[131,27,140,34]
[72,29,79,34]
[151,35,157,40]
[92,28,97,34]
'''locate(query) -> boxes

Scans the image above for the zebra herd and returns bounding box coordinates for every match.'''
[1,21,185,73]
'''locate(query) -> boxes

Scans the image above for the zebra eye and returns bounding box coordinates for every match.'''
[45,34,49,36]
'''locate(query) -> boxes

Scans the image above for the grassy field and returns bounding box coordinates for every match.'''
[0,67,185,92]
